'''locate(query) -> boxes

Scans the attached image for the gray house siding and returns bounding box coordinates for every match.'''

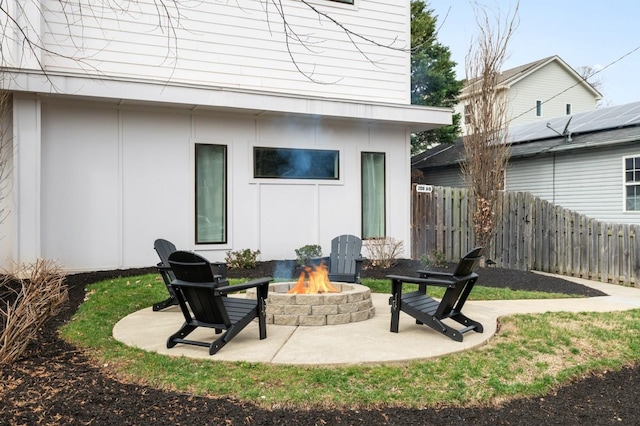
[506,144,640,224]
[422,167,466,188]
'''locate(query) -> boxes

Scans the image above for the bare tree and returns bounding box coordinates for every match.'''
[461,2,519,259]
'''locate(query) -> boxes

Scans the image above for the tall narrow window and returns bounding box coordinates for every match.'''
[361,152,385,238]
[566,103,572,115]
[535,100,543,117]
[195,144,227,244]
[624,156,640,211]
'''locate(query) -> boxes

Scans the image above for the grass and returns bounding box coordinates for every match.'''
[60,273,640,409]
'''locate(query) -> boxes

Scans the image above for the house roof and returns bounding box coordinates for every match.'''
[412,101,640,169]
[460,55,602,100]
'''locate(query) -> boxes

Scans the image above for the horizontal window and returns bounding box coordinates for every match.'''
[254,147,339,180]
[329,0,354,4]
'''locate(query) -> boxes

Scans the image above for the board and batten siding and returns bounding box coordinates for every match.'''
[506,144,640,224]
[507,61,598,126]
[37,0,410,104]
[35,97,412,271]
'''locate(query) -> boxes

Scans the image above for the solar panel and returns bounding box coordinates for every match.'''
[509,101,640,143]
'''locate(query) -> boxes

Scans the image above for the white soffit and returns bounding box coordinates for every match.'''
[3,71,452,131]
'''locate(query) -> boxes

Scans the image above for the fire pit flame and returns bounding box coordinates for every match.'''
[287,262,339,294]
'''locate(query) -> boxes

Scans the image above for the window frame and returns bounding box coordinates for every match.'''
[194,143,228,245]
[623,155,640,213]
[361,151,386,239]
[253,146,340,181]
[535,100,543,117]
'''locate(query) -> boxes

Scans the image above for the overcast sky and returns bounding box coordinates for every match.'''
[427,0,640,106]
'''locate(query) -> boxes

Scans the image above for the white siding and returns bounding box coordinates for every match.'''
[506,145,640,224]
[33,98,412,271]
[507,61,598,126]
[36,0,410,104]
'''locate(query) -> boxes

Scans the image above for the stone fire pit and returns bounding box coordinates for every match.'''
[246,282,375,326]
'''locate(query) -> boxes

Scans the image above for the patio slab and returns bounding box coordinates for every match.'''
[113,274,640,365]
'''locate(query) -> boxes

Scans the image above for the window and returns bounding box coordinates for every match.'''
[195,144,227,244]
[329,0,354,3]
[566,103,572,115]
[464,104,472,124]
[535,100,543,117]
[254,147,339,180]
[361,152,385,238]
[624,156,640,211]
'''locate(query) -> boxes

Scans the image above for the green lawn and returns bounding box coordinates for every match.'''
[60,273,640,409]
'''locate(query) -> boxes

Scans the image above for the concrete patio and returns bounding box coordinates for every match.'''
[113,273,640,365]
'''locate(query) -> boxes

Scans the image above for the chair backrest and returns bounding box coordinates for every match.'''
[168,250,229,326]
[168,251,222,283]
[154,239,177,269]
[329,234,362,275]
[436,247,483,318]
[452,247,484,277]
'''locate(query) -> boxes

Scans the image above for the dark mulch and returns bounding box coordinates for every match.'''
[1,261,637,425]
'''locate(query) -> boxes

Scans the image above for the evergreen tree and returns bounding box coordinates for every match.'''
[411,1,463,155]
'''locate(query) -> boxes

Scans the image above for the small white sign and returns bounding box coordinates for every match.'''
[416,184,433,193]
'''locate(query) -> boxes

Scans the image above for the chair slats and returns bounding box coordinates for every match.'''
[166,250,272,355]
[388,247,484,342]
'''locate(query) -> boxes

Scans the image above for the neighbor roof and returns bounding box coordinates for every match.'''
[460,55,602,100]
[412,101,640,168]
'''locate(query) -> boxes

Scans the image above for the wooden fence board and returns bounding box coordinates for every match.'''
[411,186,639,286]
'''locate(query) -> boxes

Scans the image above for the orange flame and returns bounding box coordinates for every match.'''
[287,262,339,294]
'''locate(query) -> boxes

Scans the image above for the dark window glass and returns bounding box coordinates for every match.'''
[254,147,339,180]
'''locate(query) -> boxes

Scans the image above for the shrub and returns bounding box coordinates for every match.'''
[225,249,261,269]
[0,259,68,364]
[364,237,404,269]
[294,244,322,266]
[419,249,448,269]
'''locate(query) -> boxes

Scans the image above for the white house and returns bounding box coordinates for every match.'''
[455,55,602,135]
[412,102,640,225]
[0,0,451,272]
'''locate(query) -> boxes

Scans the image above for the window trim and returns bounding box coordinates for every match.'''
[623,155,640,213]
[361,151,386,239]
[193,141,229,246]
[535,100,543,117]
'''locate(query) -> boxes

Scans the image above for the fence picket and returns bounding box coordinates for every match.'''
[411,186,639,287]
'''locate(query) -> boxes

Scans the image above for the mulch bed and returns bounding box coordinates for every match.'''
[1,261,638,425]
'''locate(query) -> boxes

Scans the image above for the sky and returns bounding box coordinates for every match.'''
[426,0,640,106]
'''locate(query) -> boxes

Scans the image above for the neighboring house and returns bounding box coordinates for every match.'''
[0,1,451,272]
[455,55,602,135]
[412,102,640,225]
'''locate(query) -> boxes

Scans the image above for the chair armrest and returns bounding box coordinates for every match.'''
[216,277,272,294]
[416,270,454,278]
[386,274,453,287]
[157,262,171,271]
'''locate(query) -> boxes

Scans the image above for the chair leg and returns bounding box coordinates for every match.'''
[167,323,198,348]
[450,313,484,334]
[153,296,178,311]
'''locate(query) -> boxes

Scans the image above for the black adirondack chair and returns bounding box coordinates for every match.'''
[167,250,271,355]
[152,239,227,311]
[327,234,364,283]
[388,247,484,342]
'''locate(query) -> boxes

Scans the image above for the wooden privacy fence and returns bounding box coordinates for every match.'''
[411,185,640,286]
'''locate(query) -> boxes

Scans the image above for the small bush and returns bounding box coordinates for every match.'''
[364,237,404,269]
[420,250,448,269]
[294,244,322,266]
[225,249,261,269]
[0,259,68,364]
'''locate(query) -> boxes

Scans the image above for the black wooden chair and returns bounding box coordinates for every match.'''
[166,250,271,355]
[327,234,364,283]
[152,238,227,311]
[388,247,484,342]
